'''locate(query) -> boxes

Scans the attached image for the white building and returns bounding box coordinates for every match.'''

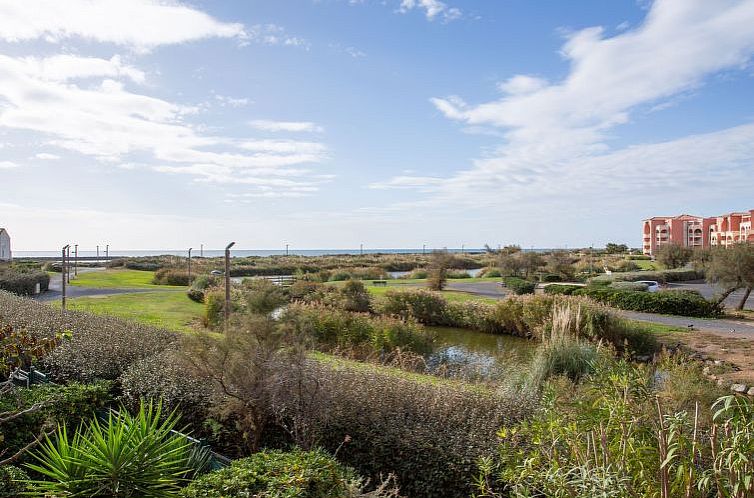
[0,228,11,261]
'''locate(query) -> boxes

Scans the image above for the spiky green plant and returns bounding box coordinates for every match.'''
[26,401,192,497]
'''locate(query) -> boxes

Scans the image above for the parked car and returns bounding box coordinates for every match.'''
[210,270,224,276]
[636,280,660,292]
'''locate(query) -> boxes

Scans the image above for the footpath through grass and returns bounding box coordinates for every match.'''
[61,291,203,332]
[70,269,173,288]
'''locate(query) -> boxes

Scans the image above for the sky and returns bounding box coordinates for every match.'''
[1,0,754,251]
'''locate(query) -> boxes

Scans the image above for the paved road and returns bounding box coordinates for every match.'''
[668,281,753,311]
[446,281,508,299]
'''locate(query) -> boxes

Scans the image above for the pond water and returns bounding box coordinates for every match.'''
[388,268,483,279]
[425,326,535,378]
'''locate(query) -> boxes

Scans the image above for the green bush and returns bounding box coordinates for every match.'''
[478,267,502,278]
[589,268,704,285]
[26,402,192,497]
[0,270,49,296]
[378,289,448,325]
[152,268,190,286]
[243,279,287,315]
[182,448,368,498]
[543,284,583,295]
[0,382,112,458]
[573,287,721,317]
[446,269,472,279]
[303,360,535,498]
[610,281,649,291]
[285,303,433,355]
[0,465,29,497]
[339,279,371,312]
[502,276,535,295]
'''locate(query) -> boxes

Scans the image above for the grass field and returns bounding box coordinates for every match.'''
[62,291,202,332]
[70,269,172,288]
[364,284,499,303]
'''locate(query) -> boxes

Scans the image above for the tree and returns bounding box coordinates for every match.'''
[706,244,754,310]
[605,242,629,254]
[427,250,453,291]
[546,251,575,280]
[655,243,693,269]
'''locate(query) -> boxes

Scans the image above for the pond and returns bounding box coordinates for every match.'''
[388,268,484,279]
[425,326,535,378]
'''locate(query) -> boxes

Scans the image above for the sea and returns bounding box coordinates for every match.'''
[13,248,489,259]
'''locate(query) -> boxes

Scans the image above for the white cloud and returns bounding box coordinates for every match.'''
[369,176,444,190]
[0,160,18,169]
[15,54,145,83]
[248,120,324,133]
[0,0,245,51]
[34,153,60,160]
[383,0,754,208]
[245,24,309,49]
[213,94,251,108]
[398,0,461,21]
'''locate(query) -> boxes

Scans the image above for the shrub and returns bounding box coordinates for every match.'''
[182,448,375,498]
[286,303,433,355]
[0,270,49,296]
[186,288,204,303]
[243,279,287,315]
[186,276,219,303]
[0,465,29,497]
[152,268,190,286]
[26,402,192,497]
[589,268,704,285]
[339,280,371,313]
[446,269,472,279]
[119,350,214,429]
[0,291,178,382]
[610,281,649,291]
[301,360,536,498]
[502,276,535,295]
[403,269,428,279]
[573,287,722,317]
[541,273,563,282]
[0,381,112,459]
[543,284,583,295]
[378,289,448,325]
[478,267,502,278]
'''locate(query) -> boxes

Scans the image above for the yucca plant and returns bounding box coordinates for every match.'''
[26,401,192,497]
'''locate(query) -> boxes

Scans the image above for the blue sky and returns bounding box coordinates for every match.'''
[1,0,753,251]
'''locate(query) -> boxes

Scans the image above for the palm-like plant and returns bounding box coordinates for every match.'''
[26,401,192,497]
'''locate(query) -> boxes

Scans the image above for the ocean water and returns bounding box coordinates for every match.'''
[13,248,487,259]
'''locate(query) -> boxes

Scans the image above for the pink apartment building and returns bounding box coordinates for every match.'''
[642,209,754,257]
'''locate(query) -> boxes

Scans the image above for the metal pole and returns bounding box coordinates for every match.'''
[422,244,426,255]
[61,245,70,311]
[360,243,363,256]
[96,245,99,259]
[66,246,71,283]
[188,248,192,283]
[224,242,235,333]
[461,244,465,255]
[200,244,203,257]
[74,244,78,277]
[105,244,109,258]
[285,243,289,256]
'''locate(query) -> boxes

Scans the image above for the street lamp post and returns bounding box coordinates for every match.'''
[74,244,78,277]
[188,248,192,283]
[61,244,70,311]
[224,241,236,333]
[422,244,426,255]
[200,244,203,257]
[66,246,71,283]
[285,243,289,256]
[105,244,109,258]
[96,245,99,260]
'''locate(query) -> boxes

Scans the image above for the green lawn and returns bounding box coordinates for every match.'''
[70,269,183,289]
[631,259,658,271]
[62,291,203,332]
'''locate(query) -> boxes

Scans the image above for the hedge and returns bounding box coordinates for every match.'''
[589,268,704,285]
[502,276,535,295]
[543,284,583,295]
[182,449,366,498]
[0,270,49,296]
[573,288,721,317]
